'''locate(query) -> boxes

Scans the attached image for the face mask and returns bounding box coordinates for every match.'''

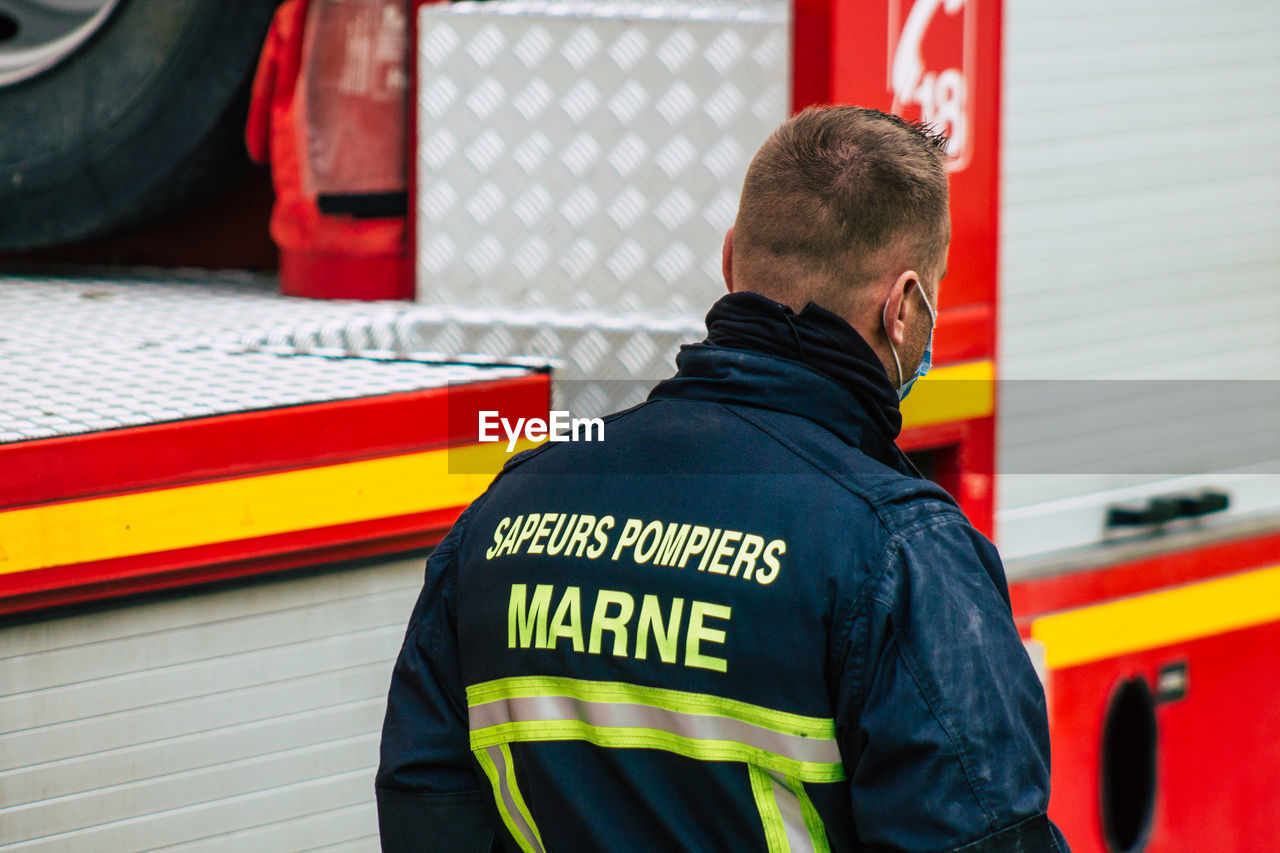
[883,283,937,401]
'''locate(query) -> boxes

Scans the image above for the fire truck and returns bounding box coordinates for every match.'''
[2,1,1277,850]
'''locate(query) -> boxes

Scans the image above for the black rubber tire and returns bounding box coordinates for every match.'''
[0,0,279,250]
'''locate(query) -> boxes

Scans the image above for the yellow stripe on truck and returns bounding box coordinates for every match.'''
[1,363,994,576]
[1031,564,1280,670]
[0,441,533,575]
[899,360,995,429]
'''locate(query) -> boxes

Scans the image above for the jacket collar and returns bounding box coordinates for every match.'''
[649,292,916,475]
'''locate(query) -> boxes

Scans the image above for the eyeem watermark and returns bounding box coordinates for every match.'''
[479,410,605,452]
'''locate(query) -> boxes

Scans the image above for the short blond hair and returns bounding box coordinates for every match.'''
[732,106,950,315]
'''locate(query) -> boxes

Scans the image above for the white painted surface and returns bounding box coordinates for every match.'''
[996,0,1280,549]
[0,557,427,852]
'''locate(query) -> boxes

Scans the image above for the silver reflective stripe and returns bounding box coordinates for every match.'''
[486,744,545,853]
[469,694,842,766]
[770,770,816,853]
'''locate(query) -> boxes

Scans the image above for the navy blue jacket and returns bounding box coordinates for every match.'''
[377,293,1068,852]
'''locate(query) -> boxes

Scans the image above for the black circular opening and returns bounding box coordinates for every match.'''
[1100,677,1158,852]
[0,14,19,43]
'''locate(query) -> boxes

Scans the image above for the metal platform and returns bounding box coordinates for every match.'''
[0,272,555,615]
[0,275,541,443]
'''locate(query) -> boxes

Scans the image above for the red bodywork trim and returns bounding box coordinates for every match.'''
[2,372,548,613]
[1010,528,1280,632]
[792,0,835,110]
[898,420,965,452]
[2,373,548,509]
[932,305,993,365]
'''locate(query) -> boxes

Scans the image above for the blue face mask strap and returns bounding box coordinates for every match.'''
[882,293,906,390]
[917,282,937,327]
[883,281,937,400]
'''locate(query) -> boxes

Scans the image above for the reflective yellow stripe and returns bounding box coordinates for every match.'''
[475,743,544,853]
[0,441,533,574]
[1031,563,1280,669]
[467,676,844,784]
[466,675,837,741]
[789,774,831,853]
[473,747,518,849]
[900,360,994,429]
[471,718,843,783]
[747,768,830,853]
[749,765,789,853]
[500,744,545,853]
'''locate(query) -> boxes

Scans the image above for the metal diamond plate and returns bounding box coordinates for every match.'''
[226,301,703,418]
[0,277,535,444]
[411,0,786,411]
[416,0,789,323]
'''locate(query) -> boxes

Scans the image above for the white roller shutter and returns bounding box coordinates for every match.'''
[997,0,1280,556]
[0,558,426,851]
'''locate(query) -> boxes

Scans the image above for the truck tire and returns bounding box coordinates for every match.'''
[0,0,279,250]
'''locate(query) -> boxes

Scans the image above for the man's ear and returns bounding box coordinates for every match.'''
[722,227,735,293]
[881,269,919,347]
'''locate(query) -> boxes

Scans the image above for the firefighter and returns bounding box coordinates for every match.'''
[376,106,1069,852]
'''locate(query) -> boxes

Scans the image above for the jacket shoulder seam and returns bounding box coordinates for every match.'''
[720,403,954,527]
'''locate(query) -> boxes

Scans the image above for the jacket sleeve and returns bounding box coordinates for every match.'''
[375,500,496,853]
[840,511,1069,852]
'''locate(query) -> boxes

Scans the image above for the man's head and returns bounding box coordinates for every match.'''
[723,106,951,390]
